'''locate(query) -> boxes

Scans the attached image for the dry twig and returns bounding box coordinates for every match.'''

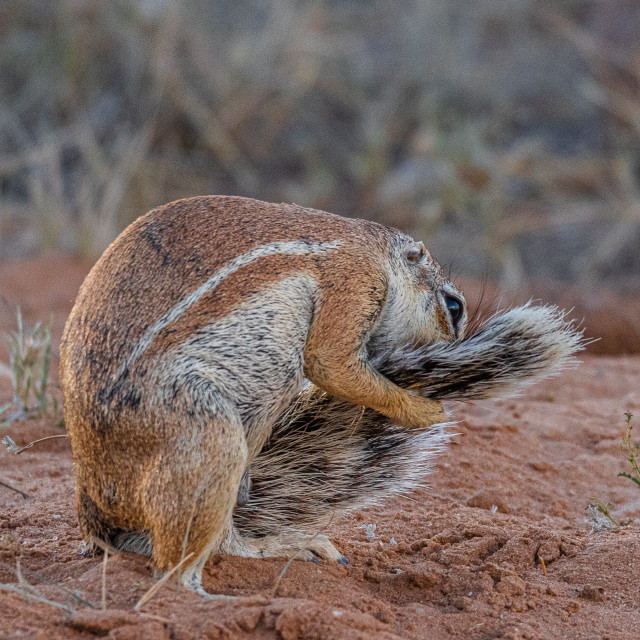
[0,584,72,613]
[134,553,194,612]
[101,550,109,611]
[271,513,336,598]
[2,434,68,455]
[0,479,29,499]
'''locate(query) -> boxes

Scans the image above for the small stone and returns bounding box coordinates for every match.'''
[529,460,553,472]
[577,585,606,602]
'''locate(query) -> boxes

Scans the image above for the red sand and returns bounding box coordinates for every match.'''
[1,255,639,639]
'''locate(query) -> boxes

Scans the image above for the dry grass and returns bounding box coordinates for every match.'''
[0,558,95,611]
[134,553,194,612]
[586,412,640,532]
[0,1,640,290]
[2,434,69,455]
[618,412,640,490]
[0,308,54,424]
[0,583,73,614]
[0,479,29,499]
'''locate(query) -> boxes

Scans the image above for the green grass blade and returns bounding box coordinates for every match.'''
[23,376,31,412]
[617,472,640,489]
[39,332,51,415]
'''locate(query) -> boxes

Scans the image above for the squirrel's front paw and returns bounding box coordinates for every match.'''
[397,395,449,430]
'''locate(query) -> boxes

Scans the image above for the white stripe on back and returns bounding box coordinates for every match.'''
[117,239,340,377]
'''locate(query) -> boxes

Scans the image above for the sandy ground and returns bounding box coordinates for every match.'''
[0,255,639,640]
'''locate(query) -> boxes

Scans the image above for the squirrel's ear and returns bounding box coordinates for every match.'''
[406,242,426,264]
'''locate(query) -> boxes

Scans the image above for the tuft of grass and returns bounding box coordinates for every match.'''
[0,583,73,614]
[360,523,377,541]
[0,307,54,424]
[585,499,630,534]
[586,411,640,533]
[618,412,640,490]
[3,1,640,292]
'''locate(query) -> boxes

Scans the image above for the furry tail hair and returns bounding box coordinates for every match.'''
[234,304,586,537]
[234,395,453,537]
[378,303,586,400]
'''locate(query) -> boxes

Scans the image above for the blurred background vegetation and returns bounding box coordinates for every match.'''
[2,0,640,295]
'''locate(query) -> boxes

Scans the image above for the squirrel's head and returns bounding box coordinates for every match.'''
[367,234,466,359]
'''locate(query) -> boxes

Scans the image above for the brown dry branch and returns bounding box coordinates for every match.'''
[101,549,109,611]
[0,479,29,499]
[271,512,337,598]
[0,554,73,614]
[0,560,95,609]
[0,584,72,614]
[15,557,30,605]
[176,494,199,596]
[88,535,122,558]
[271,552,304,599]
[2,434,69,455]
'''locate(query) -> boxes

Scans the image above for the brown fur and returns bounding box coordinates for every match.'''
[60,195,465,595]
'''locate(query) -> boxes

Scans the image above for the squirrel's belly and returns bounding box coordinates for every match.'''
[163,274,318,456]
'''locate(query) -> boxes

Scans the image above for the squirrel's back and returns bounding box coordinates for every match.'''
[60,195,392,399]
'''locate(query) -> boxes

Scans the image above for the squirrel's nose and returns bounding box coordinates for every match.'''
[444,294,464,331]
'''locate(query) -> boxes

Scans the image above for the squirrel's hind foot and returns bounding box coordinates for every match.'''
[175,569,237,600]
[221,528,347,565]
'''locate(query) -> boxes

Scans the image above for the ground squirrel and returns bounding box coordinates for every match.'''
[60,196,584,596]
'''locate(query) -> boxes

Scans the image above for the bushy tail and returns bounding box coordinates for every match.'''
[234,304,586,537]
[234,393,452,537]
[379,303,586,400]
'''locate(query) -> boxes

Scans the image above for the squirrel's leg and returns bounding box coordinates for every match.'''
[304,283,446,430]
[221,527,347,565]
[140,412,248,597]
[75,484,120,557]
[309,357,446,430]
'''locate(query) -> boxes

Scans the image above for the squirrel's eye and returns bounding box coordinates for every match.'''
[445,295,463,326]
[406,242,426,264]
